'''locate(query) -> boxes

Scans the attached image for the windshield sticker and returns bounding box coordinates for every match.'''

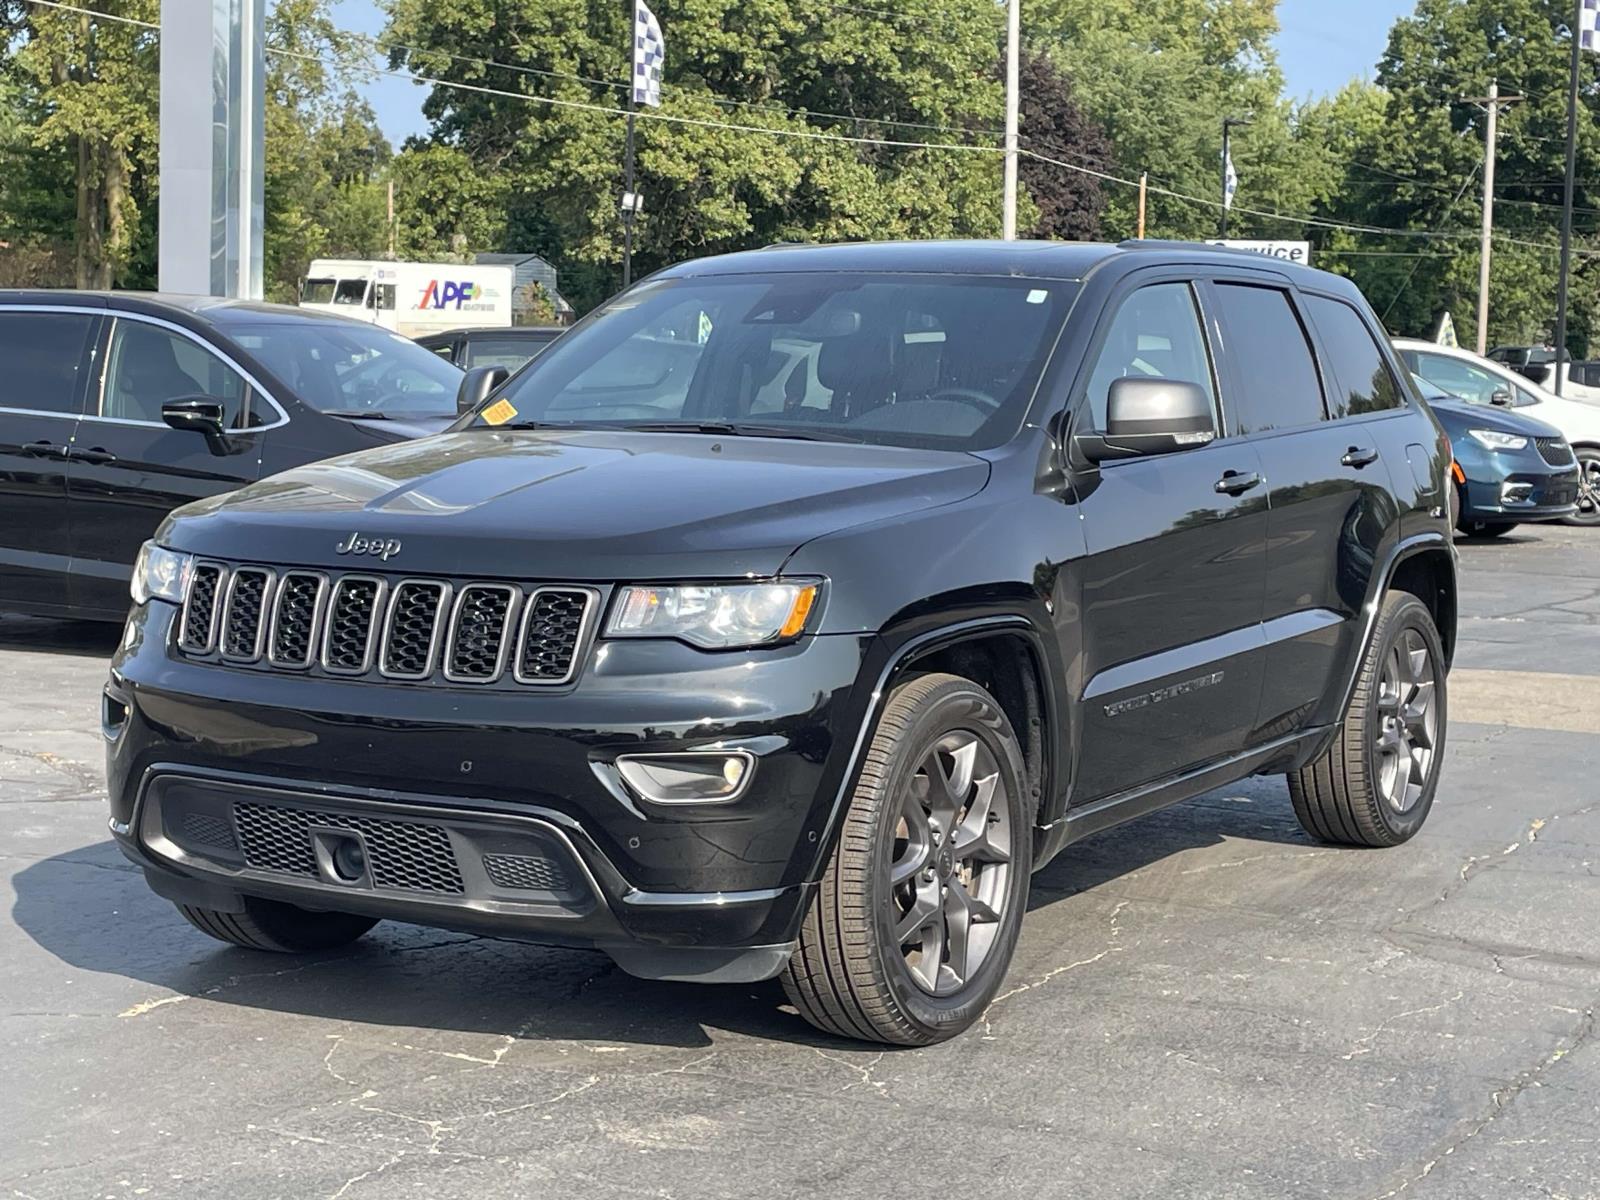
[481,398,518,426]
[1026,289,1049,304]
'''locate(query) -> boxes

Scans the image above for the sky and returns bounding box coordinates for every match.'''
[343,0,1416,147]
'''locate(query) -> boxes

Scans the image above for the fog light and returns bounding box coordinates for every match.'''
[616,752,755,804]
[1501,481,1534,504]
[331,838,367,881]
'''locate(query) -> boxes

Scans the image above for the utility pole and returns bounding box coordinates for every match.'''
[1555,0,1589,394]
[1464,80,1522,355]
[1001,0,1020,239]
[1137,172,1148,239]
[386,178,396,260]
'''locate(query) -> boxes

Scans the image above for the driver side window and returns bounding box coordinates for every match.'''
[101,319,249,427]
[1084,283,1217,430]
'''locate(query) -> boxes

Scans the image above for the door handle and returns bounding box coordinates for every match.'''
[68,446,118,466]
[23,440,67,459]
[1214,469,1262,496]
[1340,445,1380,468]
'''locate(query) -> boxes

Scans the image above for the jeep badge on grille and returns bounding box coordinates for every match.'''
[335,532,402,561]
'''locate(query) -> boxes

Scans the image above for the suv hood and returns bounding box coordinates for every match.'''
[159,428,991,579]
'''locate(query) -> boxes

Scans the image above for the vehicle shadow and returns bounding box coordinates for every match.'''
[0,615,122,658]
[10,783,1314,1050]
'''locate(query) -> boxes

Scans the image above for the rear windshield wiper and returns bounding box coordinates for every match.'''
[623,421,860,443]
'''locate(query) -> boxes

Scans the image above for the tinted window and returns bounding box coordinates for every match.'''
[1305,296,1402,417]
[462,334,555,371]
[232,321,463,417]
[102,320,249,426]
[1213,284,1325,434]
[0,310,97,414]
[1083,282,1216,429]
[479,274,1078,451]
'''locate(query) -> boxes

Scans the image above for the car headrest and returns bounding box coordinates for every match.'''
[816,332,888,393]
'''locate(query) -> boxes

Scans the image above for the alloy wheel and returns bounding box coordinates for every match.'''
[1373,629,1439,814]
[1576,453,1600,523]
[885,730,1013,996]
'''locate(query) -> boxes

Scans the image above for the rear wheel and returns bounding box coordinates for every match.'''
[1288,591,1446,848]
[177,896,378,953]
[1567,447,1600,526]
[781,673,1033,1045]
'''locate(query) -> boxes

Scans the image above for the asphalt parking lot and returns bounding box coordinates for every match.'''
[3,525,1597,1200]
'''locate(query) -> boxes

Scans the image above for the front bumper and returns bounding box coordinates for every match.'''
[106,602,875,982]
[1459,459,1581,521]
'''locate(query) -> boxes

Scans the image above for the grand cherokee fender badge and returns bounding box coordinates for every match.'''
[1104,671,1224,718]
[335,532,403,561]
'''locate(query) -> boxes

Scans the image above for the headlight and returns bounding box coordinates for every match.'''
[130,541,192,606]
[1467,428,1530,451]
[606,581,821,649]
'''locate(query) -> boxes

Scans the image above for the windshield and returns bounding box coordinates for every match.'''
[232,321,463,418]
[301,278,336,305]
[464,273,1078,449]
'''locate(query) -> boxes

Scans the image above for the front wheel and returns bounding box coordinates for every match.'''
[781,673,1033,1045]
[1567,447,1600,526]
[1288,591,1447,847]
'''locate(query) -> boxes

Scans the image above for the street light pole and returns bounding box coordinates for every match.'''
[1001,0,1020,240]
[1464,80,1522,356]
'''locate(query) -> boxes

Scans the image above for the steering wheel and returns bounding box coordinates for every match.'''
[925,387,1001,414]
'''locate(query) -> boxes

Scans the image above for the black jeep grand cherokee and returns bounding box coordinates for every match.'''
[106,241,1456,1045]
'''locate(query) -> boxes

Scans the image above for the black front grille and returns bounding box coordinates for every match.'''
[233,801,465,893]
[447,585,516,681]
[220,568,271,660]
[518,588,592,683]
[382,582,449,677]
[179,563,224,652]
[1536,436,1574,467]
[269,572,324,667]
[482,852,570,892]
[179,811,237,852]
[181,564,595,687]
[324,577,383,673]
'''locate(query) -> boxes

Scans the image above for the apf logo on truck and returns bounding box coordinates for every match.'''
[417,280,483,310]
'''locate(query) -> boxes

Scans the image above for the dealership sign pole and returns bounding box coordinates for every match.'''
[1554,0,1597,393]
[623,0,664,288]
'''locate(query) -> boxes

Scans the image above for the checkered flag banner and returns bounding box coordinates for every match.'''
[1583,0,1600,52]
[633,0,665,108]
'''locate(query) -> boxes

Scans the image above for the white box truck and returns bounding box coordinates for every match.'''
[299,259,515,336]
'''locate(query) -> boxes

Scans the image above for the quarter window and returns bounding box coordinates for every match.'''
[1305,296,1403,417]
[1082,282,1217,430]
[1213,284,1326,434]
[0,310,98,414]
[102,320,249,427]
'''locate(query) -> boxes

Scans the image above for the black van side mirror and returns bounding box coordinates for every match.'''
[1077,377,1216,463]
[161,397,230,456]
[456,365,510,415]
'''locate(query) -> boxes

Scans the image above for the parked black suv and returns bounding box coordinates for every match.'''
[105,242,1456,1045]
[0,293,462,620]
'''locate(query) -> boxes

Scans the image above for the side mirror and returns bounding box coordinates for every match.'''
[456,365,509,414]
[1077,377,1216,463]
[1489,388,1513,407]
[161,397,230,456]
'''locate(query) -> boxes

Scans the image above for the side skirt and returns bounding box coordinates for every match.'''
[1033,725,1333,870]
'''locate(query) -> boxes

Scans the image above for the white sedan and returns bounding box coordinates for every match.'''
[1395,338,1600,527]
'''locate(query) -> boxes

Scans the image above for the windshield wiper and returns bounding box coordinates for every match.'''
[623,421,860,443]
[325,410,390,420]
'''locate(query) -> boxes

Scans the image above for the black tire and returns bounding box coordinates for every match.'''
[1288,591,1447,848]
[176,896,378,953]
[1566,446,1600,526]
[781,673,1034,1046]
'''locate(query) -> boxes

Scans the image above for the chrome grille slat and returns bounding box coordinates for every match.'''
[516,587,599,684]
[177,563,595,688]
[444,584,519,683]
[179,562,227,653]
[220,567,274,662]
[321,575,387,675]
[268,572,327,668]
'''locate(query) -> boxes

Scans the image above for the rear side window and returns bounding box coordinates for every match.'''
[1305,296,1403,417]
[0,310,98,415]
[1213,284,1325,434]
